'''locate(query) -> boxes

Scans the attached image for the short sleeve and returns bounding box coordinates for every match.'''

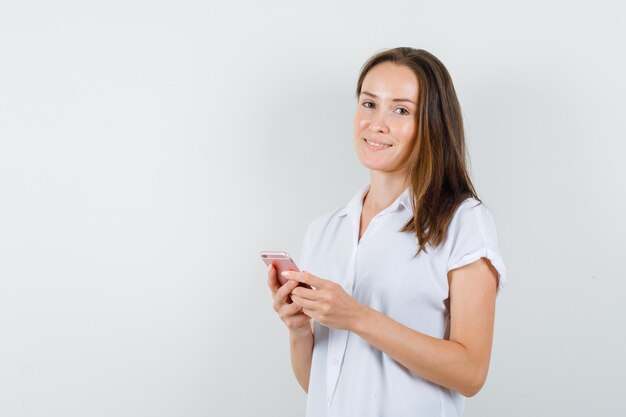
[446,200,508,296]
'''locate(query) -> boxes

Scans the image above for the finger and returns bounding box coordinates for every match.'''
[273,280,300,310]
[281,270,325,289]
[291,286,320,301]
[279,300,304,318]
[277,279,299,300]
[267,264,279,295]
[291,294,317,311]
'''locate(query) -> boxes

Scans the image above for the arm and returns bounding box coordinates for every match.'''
[268,265,315,394]
[351,257,499,397]
[289,321,314,393]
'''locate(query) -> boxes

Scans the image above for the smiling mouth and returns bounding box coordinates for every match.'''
[364,138,392,148]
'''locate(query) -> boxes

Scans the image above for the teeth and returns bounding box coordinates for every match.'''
[365,138,390,147]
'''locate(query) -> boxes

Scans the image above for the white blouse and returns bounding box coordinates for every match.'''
[299,183,508,417]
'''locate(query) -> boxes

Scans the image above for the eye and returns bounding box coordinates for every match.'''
[395,107,409,115]
[362,101,375,109]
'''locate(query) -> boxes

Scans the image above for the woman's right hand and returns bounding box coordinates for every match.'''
[267,264,312,337]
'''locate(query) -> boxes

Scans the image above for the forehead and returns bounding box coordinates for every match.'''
[361,62,419,100]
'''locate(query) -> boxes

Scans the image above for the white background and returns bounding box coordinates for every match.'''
[1,1,625,416]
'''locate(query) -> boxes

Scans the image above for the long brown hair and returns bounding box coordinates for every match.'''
[356,47,482,257]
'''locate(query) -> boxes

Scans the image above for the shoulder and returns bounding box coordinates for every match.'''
[299,204,348,270]
[450,197,495,227]
[454,197,484,214]
[447,197,501,249]
[304,205,347,239]
[444,197,501,251]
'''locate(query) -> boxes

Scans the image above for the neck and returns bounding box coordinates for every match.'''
[363,170,411,213]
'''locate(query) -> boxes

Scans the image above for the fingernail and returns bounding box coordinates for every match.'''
[281,271,291,277]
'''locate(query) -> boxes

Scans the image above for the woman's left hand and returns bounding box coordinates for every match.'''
[281,270,366,331]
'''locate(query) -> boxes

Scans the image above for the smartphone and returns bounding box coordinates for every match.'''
[260,251,313,289]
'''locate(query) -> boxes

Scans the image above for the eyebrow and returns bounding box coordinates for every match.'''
[360,91,416,105]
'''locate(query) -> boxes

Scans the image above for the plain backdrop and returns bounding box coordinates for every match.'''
[1,1,625,416]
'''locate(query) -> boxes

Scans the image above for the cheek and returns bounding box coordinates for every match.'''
[353,111,369,131]
[396,120,416,144]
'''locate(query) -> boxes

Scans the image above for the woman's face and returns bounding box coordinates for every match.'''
[353,62,418,175]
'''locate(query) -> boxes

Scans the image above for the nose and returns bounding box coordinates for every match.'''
[368,110,390,134]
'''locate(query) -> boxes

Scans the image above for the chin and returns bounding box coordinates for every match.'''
[358,158,397,172]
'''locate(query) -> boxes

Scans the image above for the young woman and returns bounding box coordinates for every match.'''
[267,47,508,417]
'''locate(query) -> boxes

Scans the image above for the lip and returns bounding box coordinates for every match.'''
[364,137,391,146]
[363,137,392,151]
